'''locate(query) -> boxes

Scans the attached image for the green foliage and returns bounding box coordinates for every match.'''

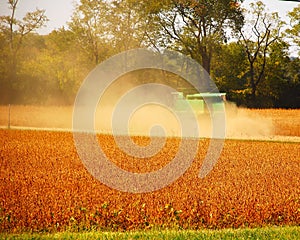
[286,5,300,55]
[108,0,148,52]
[0,0,299,108]
[0,0,48,104]
[211,42,248,97]
[138,0,245,74]
[68,0,111,65]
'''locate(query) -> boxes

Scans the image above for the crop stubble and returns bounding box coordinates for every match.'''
[0,129,299,232]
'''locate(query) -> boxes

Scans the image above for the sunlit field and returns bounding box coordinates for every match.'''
[248,109,300,137]
[0,106,299,234]
[1,0,300,237]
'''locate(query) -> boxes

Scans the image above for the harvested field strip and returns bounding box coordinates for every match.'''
[0,106,299,137]
[0,129,299,232]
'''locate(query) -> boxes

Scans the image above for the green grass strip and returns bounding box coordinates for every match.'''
[1,226,300,240]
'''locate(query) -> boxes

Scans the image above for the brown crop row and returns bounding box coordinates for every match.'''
[0,129,299,233]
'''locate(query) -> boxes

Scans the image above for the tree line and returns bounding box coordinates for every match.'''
[0,0,299,108]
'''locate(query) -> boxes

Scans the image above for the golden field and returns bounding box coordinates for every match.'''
[249,108,300,137]
[0,106,299,232]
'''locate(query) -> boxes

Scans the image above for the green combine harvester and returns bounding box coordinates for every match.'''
[171,92,226,115]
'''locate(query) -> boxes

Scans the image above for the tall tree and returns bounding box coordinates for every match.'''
[286,5,300,56]
[260,40,290,107]
[137,0,244,75]
[0,0,48,103]
[238,1,284,106]
[108,0,148,52]
[69,0,110,66]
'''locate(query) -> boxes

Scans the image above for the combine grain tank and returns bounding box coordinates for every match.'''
[171,92,226,115]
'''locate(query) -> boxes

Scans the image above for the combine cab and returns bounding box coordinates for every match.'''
[171,92,226,115]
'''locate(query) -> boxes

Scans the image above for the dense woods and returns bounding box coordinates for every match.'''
[0,0,299,108]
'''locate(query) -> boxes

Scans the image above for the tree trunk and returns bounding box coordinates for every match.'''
[249,62,257,107]
[202,51,211,75]
[199,45,212,92]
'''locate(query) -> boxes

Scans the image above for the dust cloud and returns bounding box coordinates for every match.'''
[0,71,275,140]
[92,75,274,139]
[0,101,275,142]
[224,102,274,139]
[94,100,275,140]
